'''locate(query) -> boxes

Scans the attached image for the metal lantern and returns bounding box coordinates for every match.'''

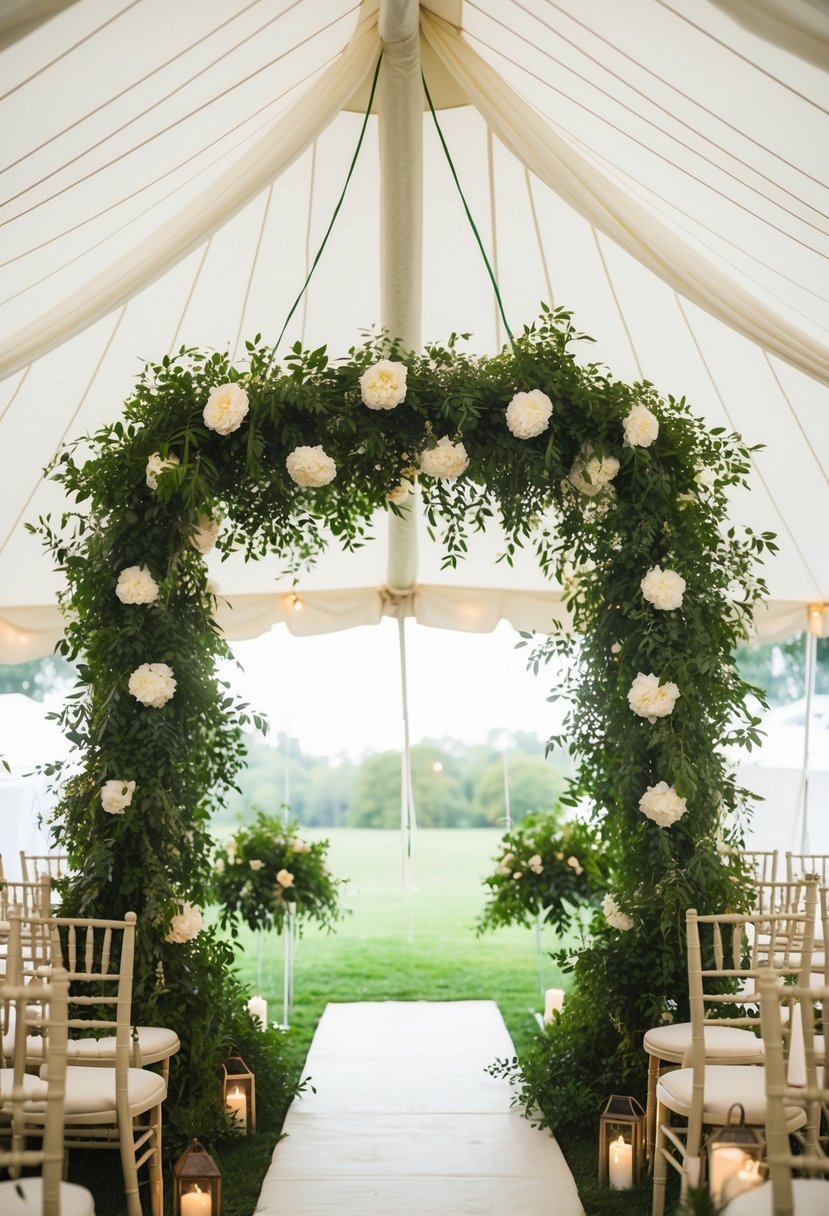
[598,1094,646,1189]
[221,1054,256,1134]
[173,1139,222,1216]
[706,1103,765,1202]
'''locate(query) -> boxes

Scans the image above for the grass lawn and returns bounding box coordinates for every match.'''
[71,828,660,1214]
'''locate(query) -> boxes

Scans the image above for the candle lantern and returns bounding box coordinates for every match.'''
[173,1139,222,1216]
[221,1054,256,1134]
[598,1094,646,1189]
[705,1103,765,1202]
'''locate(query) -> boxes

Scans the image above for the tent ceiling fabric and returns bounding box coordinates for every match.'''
[1,0,828,661]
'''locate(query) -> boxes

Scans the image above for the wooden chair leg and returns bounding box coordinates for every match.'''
[652,1101,669,1216]
[646,1052,660,1169]
[119,1122,142,1216]
[149,1104,163,1216]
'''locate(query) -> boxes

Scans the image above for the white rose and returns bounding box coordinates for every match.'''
[627,672,680,724]
[360,359,407,410]
[602,893,634,932]
[276,868,295,888]
[115,565,159,606]
[100,779,135,815]
[145,452,179,491]
[128,662,177,709]
[249,859,265,871]
[512,871,523,880]
[165,902,203,944]
[527,854,544,874]
[286,445,337,487]
[190,514,220,555]
[640,566,686,611]
[505,389,553,439]
[610,641,623,655]
[419,436,469,480]
[623,403,659,447]
[567,444,620,496]
[566,855,584,876]
[639,781,688,828]
[203,382,249,435]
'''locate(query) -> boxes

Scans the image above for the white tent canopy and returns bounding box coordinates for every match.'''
[2,0,828,662]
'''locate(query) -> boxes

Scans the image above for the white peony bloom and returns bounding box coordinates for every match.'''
[360,359,407,410]
[100,779,135,815]
[145,452,179,490]
[623,403,659,447]
[190,514,220,555]
[505,389,553,439]
[602,893,634,931]
[527,854,544,874]
[627,672,680,724]
[567,444,620,497]
[115,565,159,606]
[286,445,337,487]
[640,566,686,611]
[276,868,295,888]
[165,902,203,944]
[249,859,265,871]
[203,382,249,435]
[566,856,584,876]
[128,662,177,709]
[639,781,688,828]
[419,436,469,480]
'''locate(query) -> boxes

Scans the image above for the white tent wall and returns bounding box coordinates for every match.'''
[1,0,828,662]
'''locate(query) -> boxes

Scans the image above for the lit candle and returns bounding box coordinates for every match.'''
[723,1160,764,1200]
[543,988,565,1023]
[709,1147,747,1201]
[226,1084,247,1129]
[608,1134,633,1190]
[181,1185,211,1216]
[247,994,267,1029]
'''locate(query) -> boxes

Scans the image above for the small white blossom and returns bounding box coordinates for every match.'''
[276,868,295,888]
[100,779,135,815]
[419,436,469,480]
[568,444,620,497]
[190,515,220,554]
[360,359,407,410]
[640,566,686,611]
[115,566,159,606]
[249,859,265,871]
[505,389,553,440]
[286,445,337,487]
[165,902,203,944]
[566,855,584,876]
[291,840,312,853]
[627,672,680,724]
[128,662,177,709]
[145,452,179,490]
[527,854,544,874]
[639,781,688,828]
[602,893,634,931]
[610,641,623,655]
[512,870,523,880]
[623,403,659,447]
[387,478,414,504]
[203,382,249,435]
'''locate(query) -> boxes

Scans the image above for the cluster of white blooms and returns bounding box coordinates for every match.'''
[203,382,249,435]
[639,781,688,828]
[505,389,553,439]
[602,893,634,931]
[145,452,179,490]
[567,444,620,496]
[360,359,407,409]
[623,403,659,447]
[419,436,469,479]
[128,662,177,708]
[115,566,159,605]
[286,445,337,487]
[627,672,680,723]
[100,779,135,815]
[640,565,686,611]
[190,514,220,554]
[165,902,203,944]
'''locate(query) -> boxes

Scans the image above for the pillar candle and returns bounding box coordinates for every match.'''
[543,988,565,1023]
[609,1135,633,1190]
[181,1186,212,1216]
[226,1084,247,1128]
[709,1147,747,1200]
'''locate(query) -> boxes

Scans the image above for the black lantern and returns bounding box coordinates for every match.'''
[706,1103,765,1202]
[598,1094,646,1188]
[173,1139,223,1216]
[221,1054,256,1134]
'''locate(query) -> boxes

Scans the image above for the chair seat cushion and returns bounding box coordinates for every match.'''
[644,1022,763,1064]
[31,1064,166,1119]
[4,1024,180,1065]
[657,1064,807,1128]
[0,1068,49,1107]
[725,1178,829,1215]
[0,1179,95,1216]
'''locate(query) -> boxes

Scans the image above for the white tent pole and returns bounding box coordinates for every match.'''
[796,608,821,852]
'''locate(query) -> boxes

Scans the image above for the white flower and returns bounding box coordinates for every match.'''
[290,840,311,854]
[627,672,680,724]
[165,902,203,944]
[661,1010,674,1024]
[566,855,584,876]
[387,478,414,505]
[602,893,633,932]
[640,566,686,611]
[128,662,177,709]
[360,359,407,410]
[115,565,159,606]
[639,781,688,828]
[145,452,179,490]
[214,857,225,874]
[286,445,337,487]
[419,436,469,480]
[249,859,265,871]
[623,403,659,447]
[276,869,295,888]
[527,854,544,874]
[190,514,220,554]
[100,779,135,815]
[677,490,697,504]
[567,444,620,497]
[505,389,553,439]
[610,641,623,655]
[203,382,249,435]
[512,870,523,880]
[695,466,717,491]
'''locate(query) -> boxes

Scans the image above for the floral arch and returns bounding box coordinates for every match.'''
[44,305,767,1130]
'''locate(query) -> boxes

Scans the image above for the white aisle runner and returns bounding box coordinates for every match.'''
[256,1000,584,1215]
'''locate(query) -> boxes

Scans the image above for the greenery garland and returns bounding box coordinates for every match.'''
[39,303,769,1129]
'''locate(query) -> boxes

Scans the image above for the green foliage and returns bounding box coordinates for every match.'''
[212,812,347,935]
[477,814,606,933]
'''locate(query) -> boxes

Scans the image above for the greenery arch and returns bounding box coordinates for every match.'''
[42,304,769,1133]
